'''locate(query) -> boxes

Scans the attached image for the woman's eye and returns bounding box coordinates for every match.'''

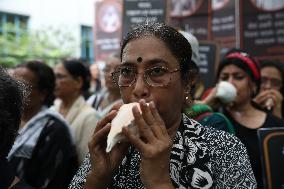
[120,67,135,77]
[149,67,167,76]
[220,76,228,81]
[234,75,245,80]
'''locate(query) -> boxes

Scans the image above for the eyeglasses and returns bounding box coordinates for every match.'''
[261,76,282,89]
[111,66,180,87]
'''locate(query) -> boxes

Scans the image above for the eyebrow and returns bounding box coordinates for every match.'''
[122,58,170,67]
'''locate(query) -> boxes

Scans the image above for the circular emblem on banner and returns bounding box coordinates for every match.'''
[171,0,203,17]
[98,2,121,33]
[250,0,284,11]
[212,0,229,11]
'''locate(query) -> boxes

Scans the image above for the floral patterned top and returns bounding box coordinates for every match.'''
[69,114,256,189]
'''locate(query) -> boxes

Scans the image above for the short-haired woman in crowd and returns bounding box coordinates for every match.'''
[69,22,256,189]
[52,59,99,163]
[89,53,122,117]
[9,61,78,189]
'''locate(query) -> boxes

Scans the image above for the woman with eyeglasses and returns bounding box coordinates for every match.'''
[254,60,284,118]
[9,61,78,189]
[69,22,256,189]
[87,53,123,117]
[52,59,100,164]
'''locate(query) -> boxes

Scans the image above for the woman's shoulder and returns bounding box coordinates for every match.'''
[73,99,100,121]
[182,115,243,151]
[182,115,256,187]
[40,112,75,143]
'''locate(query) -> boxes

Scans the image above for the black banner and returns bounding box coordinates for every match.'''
[122,0,168,38]
[170,0,209,40]
[94,0,122,61]
[211,0,236,48]
[193,41,218,99]
[241,0,284,60]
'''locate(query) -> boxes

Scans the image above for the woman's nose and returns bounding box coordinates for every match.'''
[261,80,272,90]
[132,74,149,99]
[227,76,234,84]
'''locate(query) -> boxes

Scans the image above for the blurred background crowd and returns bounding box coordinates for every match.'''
[1,0,284,189]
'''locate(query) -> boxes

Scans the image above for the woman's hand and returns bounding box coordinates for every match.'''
[85,102,129,189]
[122,100,174,189]
[199,87,223,109]
[254,89,283,118]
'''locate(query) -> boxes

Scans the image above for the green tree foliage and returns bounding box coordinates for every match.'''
[0,24,77,68]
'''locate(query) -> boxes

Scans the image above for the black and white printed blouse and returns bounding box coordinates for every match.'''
[69,114,257,189]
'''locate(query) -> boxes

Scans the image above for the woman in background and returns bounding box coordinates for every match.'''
[97,53,122,117]
[87,54,122,113]
[254,60,284,118]
[202,51,284,188]
[53,59,99,163]
[9,61,78,189]
[0,66,24,189]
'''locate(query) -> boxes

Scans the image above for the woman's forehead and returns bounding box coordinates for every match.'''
[13,67,37,85]
[221,64,246,73]
[55,63,67,73]
[261,66,282,78]
[121,37,178,67]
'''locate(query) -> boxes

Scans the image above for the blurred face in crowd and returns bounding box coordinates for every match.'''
[218,64,256,105]
[260,66,282,91]
[54,63,82,99]
[13,67,45,112]
[90,64,100,80]
[104,57,120,92]
[118,36,186,129]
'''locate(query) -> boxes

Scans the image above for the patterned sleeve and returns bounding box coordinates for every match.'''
[69,153,92,189]
[203,128,257,188]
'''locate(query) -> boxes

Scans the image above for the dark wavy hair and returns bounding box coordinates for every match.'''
[0,67,25,158]
[62,59,90,93]
[120,22,196,85]
[17,60,56,107]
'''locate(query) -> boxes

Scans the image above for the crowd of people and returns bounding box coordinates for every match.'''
[1,21,283,189]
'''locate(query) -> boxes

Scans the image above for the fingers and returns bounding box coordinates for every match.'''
[122,127,147,153]
[254,91,276,105]
[270,90,283,100]
[94,101,122,133]
[132,104,155,141]
[89,123,111,152]
[139,100,154,126]
[111,101,123,111]
[122,100,172,156]
[139,100,167,138]
[94,110,117,133]
[148,101,168,136]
